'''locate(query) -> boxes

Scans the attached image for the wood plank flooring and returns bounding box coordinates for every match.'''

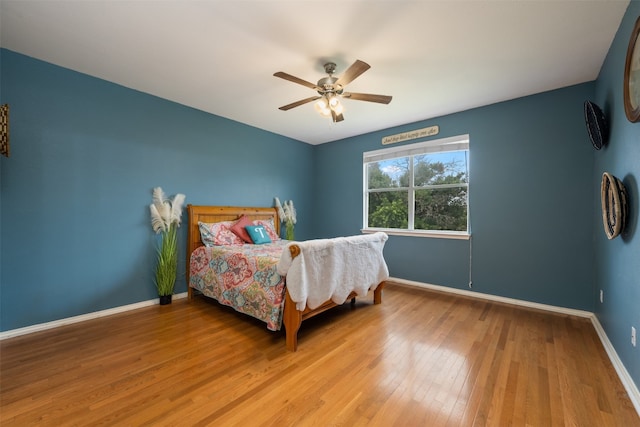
[1,284,638,426]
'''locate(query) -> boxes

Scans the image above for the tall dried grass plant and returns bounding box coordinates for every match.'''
[149,187,186,296]
[275,197,296,240]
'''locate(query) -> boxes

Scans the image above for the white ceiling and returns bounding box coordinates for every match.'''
[0,0,630,145]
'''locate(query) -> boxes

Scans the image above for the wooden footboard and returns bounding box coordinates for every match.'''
[283,244,386,351]
[283,280,386,352]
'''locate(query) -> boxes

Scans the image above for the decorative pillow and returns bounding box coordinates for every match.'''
[198,221,244,246]
[254,219,280,241]
[230,215,254,243]
[245,225,272,244]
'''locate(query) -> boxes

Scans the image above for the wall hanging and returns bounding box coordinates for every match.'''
[623,16,640,122]
[601,172,629,239]
[382,125,439,145]
[584,101,608,149]
[0,104,9,157]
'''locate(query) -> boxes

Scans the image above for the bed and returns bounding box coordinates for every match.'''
[186,205,389,351]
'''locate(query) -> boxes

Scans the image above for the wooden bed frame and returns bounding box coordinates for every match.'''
[186,204,385,351]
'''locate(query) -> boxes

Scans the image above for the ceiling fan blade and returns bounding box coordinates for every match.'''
[278,96,321,111]
[273,72,321,91]
[335,60,370,86]
[331,110,344,123]
[342,92,392,104]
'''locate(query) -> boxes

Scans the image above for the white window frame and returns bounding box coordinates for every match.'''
[362,134,470,240]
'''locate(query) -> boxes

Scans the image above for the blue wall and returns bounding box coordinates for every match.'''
[594,0,640,392]
[0,52,601,326]
[0,49,314,331]
[315,84,596,310]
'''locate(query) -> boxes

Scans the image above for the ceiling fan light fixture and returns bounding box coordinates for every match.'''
[331,100,344,115]
[314,97,327,109]
[315,94,343,118]
[314,97,330,116]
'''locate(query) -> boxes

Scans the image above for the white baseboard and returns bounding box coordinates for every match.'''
[590,315,640,415]
[387,277,640,416]
[0,292,188,340]
[387,277,593,317]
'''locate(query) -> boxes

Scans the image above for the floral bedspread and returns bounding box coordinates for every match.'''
[189,241,289,331]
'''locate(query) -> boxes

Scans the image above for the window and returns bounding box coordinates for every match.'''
[363,135,469,238]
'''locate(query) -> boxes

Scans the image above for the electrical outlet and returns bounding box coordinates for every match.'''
[632,327,636,347]
[600,290,603,303]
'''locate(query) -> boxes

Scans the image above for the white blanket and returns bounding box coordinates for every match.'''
[276,232,389,310]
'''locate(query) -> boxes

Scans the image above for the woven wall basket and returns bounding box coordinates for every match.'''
[601,172,629,239]
[584,101,608,150]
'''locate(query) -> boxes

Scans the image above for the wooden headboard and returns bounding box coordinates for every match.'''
[186,204,280,258]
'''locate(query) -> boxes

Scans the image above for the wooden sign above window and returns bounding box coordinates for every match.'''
[381,125,439,145]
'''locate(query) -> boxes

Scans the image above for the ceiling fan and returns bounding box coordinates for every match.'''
[273,60,392,123]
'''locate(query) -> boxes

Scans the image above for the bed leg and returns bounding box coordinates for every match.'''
[285,322,300,352]
[187,287,193,300]
[283,290,301,352]
[374,281,386,305]
[351,297,356,306]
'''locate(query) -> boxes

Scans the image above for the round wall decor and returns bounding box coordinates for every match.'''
[584,101,608,149]
[601,172,629,240]
[623,16,640,122]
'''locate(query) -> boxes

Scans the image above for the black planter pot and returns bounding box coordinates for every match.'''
[159,294,173,305]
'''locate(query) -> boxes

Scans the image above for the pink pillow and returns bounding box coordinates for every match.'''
[198,221,244,246]
[230,215,254,243]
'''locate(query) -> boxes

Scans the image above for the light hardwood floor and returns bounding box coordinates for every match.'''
[1,284,638,426]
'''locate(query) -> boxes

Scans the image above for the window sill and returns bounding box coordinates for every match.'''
[362,228,470,240]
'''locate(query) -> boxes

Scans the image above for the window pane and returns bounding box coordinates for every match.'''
[363,135,469,234]
[414,151,468,186]
[415,187,467,231]
[368,191,408,229]
[368,158,409,189]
